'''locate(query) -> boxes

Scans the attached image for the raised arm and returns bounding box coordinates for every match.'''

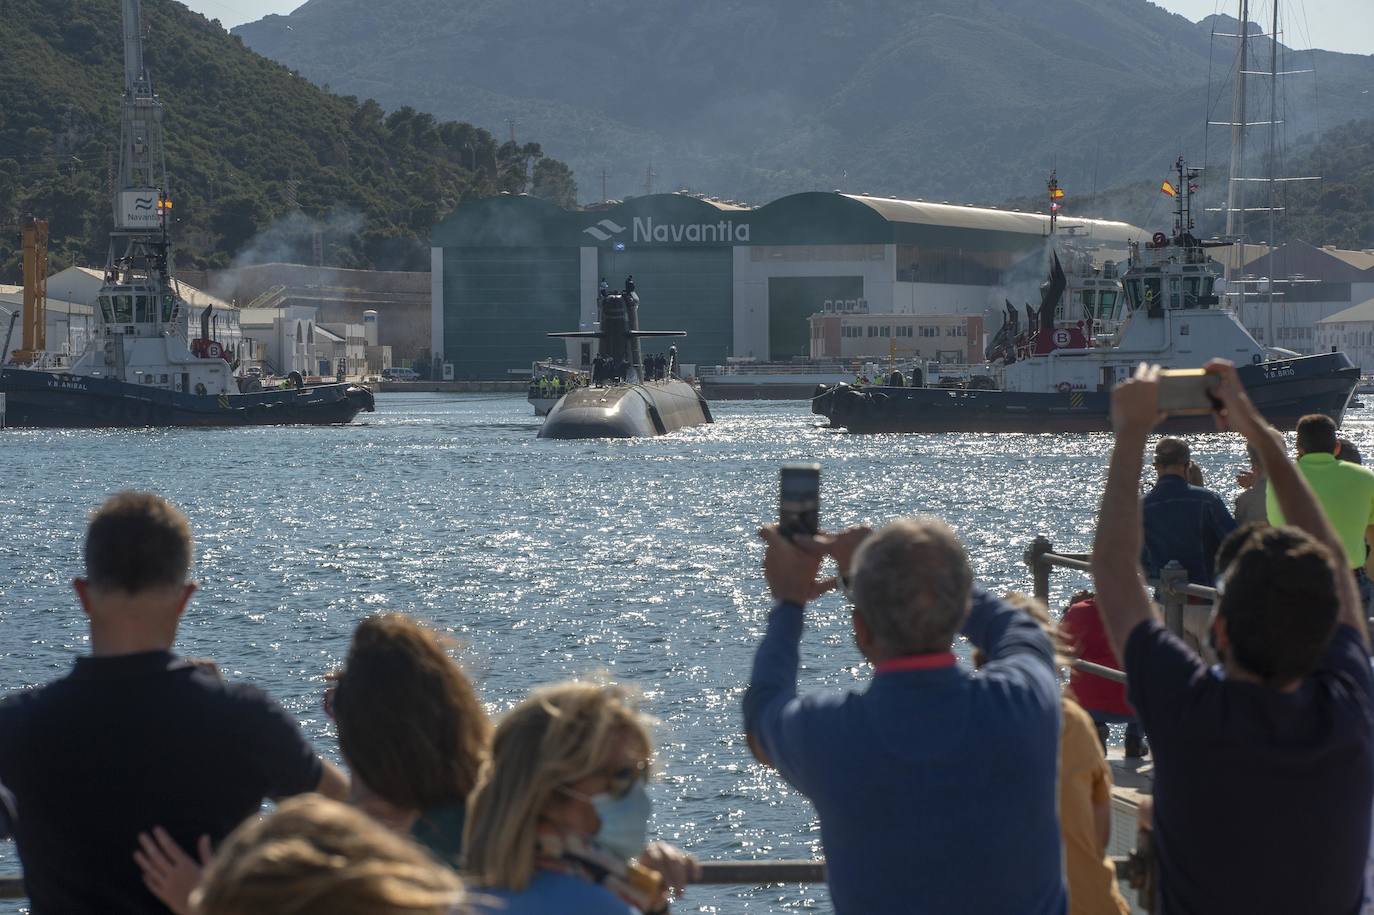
[1090,364,1162,664]
[1208,360,1367,647]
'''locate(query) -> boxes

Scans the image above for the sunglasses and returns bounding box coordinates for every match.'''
[604,761,650,799]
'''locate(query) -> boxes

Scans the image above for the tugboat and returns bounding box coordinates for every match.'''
[0,0,374,428]
[813,159,1358,434]
[538,277,712,439]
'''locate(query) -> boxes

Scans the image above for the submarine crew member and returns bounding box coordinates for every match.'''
[668,345,678,378]
[625,275,636,295]
[599,277,609,297]
[889,369,906,387]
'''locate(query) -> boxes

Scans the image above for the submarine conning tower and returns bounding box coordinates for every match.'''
[548,276,685,382]
[538,277,712,439]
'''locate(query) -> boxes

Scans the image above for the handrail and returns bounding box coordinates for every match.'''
[0,857,1141,895]
[1024,536,1216,644]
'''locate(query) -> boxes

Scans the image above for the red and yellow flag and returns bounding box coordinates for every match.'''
[1160,180,1177,197]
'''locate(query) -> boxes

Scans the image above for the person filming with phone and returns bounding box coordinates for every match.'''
[1092,360,1374,915]
[742,470,1067,913]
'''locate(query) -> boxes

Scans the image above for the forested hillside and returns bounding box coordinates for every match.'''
[235,0,1374,207]
[0,0,576,282]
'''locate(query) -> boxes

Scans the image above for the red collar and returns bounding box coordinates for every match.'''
[874,652,958,675]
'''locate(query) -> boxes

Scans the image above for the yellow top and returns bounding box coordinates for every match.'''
[1266,452,1374,568]
[1060,698,1131,915]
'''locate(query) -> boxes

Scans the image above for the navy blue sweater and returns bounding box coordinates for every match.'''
[743,589,1066,915]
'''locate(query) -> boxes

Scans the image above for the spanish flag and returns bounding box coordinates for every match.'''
[1160,180,1178,197]
[1050,187,1065,200]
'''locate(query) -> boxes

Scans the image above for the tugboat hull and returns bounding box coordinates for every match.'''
[813,353,1358,434]
[539,380,712,439]
[0,368,375,428]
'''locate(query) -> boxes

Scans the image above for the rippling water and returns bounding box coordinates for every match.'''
[1,394,1370,912]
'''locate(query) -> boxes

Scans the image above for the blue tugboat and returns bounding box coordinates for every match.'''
[813,160,1357,434]
[0,0,373,429]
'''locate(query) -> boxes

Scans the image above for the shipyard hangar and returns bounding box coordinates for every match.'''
[430,191,1146,379]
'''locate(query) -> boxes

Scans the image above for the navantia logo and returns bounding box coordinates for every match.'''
[583,219,626,241]
[133,197,156,211]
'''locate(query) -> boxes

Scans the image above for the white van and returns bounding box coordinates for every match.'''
[382,367,420,382]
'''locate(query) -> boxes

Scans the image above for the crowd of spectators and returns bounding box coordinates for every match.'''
[1,357,1372,914]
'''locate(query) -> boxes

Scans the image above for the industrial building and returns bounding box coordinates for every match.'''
[430,192,1145,379]
[0,287,93,364]
[198,263,429,365]
[1230,242,1374,353]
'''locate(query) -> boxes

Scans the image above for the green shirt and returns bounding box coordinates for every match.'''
[1267,452,1374,568]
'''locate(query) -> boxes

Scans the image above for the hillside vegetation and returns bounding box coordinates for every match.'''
[235,0,1374,207]
[0,0,576,282]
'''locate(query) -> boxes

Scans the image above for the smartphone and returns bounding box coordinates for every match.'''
[1157,369,1221,416]
[779,464,821,538]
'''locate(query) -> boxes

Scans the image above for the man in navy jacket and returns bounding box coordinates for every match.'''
[743,518,1066,915]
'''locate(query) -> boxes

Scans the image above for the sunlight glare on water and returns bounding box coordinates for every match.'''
[1,392,1368,911]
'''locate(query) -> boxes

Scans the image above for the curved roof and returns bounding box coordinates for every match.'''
[843,194,1143,244]
[431,190,1146,249]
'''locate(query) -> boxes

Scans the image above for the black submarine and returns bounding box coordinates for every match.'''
[539,277,713,439]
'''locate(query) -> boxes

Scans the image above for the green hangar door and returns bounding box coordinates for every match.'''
[444,247,581,379]
[598,247,733,368]
[768,276,863,359]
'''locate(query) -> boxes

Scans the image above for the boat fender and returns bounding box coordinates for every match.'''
[1056,381,1073,394]
[698,396,714,424]
[195,382,207,395]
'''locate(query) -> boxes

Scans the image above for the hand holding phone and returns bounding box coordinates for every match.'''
[1157,369,1221,416]
[779,464,820,538]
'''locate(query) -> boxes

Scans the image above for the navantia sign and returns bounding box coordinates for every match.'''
[583,216,750,245]
[117,188,162,229]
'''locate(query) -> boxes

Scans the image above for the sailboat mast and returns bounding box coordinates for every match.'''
[1265,0,1279,347]
[1224,0,1249,244]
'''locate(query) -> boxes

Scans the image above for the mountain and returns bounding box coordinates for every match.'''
[233,0,1374,208]
[0,0,576,282]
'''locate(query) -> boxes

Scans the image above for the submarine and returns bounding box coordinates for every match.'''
[538,277,713,439]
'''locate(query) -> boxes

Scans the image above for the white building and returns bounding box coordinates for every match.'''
[808,306,984,362]
[1316,297,1374,374]
[0,286,94,363]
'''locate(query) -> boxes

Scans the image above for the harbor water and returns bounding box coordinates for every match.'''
[0,393,1367,912]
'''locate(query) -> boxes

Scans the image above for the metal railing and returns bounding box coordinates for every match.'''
[1024,536,1216,646]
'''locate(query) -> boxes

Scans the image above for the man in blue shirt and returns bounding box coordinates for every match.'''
[743,519,1066,914]
[1092,362,1374,915]
[1141,436,1237,586]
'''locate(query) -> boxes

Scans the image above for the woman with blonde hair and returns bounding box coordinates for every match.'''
[464,680,698,914]
[192,794,464,915]
[331,612,492,866]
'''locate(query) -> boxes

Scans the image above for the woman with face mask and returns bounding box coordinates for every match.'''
[463,680,699,914]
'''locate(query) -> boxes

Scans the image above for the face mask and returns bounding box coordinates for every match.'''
[588,779,652,860]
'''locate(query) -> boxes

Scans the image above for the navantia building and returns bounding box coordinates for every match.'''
[430,192,1144,379]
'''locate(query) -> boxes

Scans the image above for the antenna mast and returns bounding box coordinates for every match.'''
[110,0,172,281]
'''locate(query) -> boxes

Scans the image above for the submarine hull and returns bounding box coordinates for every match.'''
[538,380,712,439]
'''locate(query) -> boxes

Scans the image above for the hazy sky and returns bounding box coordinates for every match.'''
[184,0,1372,55]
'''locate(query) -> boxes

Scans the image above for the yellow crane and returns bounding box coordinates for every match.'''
[11,217,48,365]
